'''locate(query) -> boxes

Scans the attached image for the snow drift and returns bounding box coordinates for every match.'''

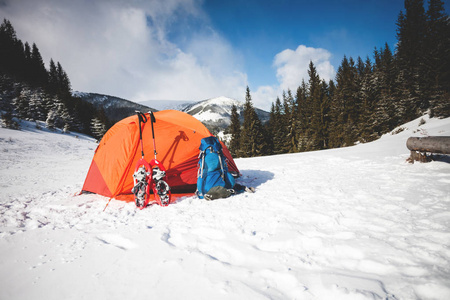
[0,115,449,300]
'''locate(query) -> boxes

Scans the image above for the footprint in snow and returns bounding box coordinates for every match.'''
[96,233,138,250]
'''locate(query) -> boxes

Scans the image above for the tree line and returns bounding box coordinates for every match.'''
[0,19,108,138]
[228,0,449,158]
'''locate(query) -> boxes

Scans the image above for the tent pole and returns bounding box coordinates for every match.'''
[136,111,147,158]
[149,111,157,160]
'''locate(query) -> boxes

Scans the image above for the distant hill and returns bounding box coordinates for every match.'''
[73,92,156,123]
[74,92,270,135]
[137,100,195,111]
[181,96,270,134]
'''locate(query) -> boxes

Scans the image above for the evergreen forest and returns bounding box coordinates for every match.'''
[0,19,109,139]
[228,0,449,158]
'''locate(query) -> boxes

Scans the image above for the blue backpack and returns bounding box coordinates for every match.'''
[197,136,235,199]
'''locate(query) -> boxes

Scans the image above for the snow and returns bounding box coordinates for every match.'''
[1,115,449,300]
[184,96,242,123]
[195,110,229,123]
[138,100,195,111]
[205,96,241,107]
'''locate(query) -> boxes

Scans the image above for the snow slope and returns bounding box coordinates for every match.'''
[182,96,243,125]
[182,96,270,129]
[1,115,449,300]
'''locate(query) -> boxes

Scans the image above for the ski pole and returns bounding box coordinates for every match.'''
[149,111,157,159]
[136,111,147,158]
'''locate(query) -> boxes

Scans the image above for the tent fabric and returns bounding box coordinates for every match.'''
[82,110,239,200]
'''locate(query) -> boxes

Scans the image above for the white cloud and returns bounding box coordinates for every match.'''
[274,45,335,90]
[253,85,278,111]
[0,0,247,102]
[253,45,336,111]
[0,1,337,112]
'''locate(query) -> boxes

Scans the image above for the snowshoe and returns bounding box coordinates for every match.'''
[132,160,152,210]
[152,166,166,181]
[132,179,148,207]
[149,162,171,206]
[154,179,171,206]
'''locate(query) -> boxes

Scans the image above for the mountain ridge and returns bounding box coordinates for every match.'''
[181,96,270,134]
[74,92,270,134]
[73,92,156,123]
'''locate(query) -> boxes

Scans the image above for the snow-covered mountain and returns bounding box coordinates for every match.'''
[181,96,270,134]
[74,93,269,135]
[1,114,449,299]
[73,92,156,123]
[138,99,195,111]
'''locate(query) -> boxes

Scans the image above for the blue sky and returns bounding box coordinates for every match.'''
[201,0,404,87]
[1,0,447,110]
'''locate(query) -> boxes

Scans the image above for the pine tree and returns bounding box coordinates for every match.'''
[282,89,298,153]
[57,101,73,133]
[331,56,361,147]
[46,109,56,131]
[228,104,241,157]
[317,80,331,149]
[56,62,71,99]
[90,117,107,140]
[296,80,309,151]
[358,56,379,141]
[305,62,331,150]
[29,43,48,86]
[240,86,267,157]
[0,19,25,76]
[23,42,31,72]
[28,88,46,121]
[267,103,276,154]
[372,44,399,133]
[395,0,428,118]
[12,86,31,120]
[308,61,322,150]
[426,0,450,117]
[47,59,59,95]
[241,86,254,157]
[45,96,72,131]
[269,97,285,154]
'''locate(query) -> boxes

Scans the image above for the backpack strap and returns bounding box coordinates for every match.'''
[197,149,205,178]
[218,151,225,180]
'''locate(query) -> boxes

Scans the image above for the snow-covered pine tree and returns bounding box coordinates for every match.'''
[53,96,72,132]
[45,96,71,131]
[46,109,56,131]
[12,86,31,120]
[90,117,106,140]
[28,88,47,122]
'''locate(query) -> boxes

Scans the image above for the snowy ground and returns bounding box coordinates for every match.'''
[1,115,449,300]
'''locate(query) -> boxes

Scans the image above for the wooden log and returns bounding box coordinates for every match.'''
[407,150,431,163]
[406,136,450,154]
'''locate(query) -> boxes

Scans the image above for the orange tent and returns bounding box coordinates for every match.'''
[82,110,239,201]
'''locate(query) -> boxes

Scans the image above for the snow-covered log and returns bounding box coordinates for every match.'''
[406,136,450,154]
[406,136,450,162]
